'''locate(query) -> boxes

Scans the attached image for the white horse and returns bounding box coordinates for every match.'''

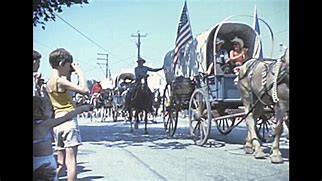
[237,48,289,163]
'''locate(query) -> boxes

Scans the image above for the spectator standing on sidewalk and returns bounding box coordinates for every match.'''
[46,48,90,181]
[33,50,42,96]
[33,49,58,180]
[33,96,92,181]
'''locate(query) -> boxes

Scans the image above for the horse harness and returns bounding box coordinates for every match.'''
[131,76,151,101]
[240,58,289,109]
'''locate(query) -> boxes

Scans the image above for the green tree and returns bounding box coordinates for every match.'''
[33,0,89,29]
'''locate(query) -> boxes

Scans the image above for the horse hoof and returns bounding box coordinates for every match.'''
[270,155,283,164]
[254,150,266,159]
[244,146,254,154]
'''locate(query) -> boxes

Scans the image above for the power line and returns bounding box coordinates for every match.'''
[33,39,54,50]
[84,66,105,75]
[53,12,149,72]
[54,12,108,53]
[54,12,129,66]
[110,55,136,65]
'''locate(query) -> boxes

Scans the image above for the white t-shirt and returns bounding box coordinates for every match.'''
[215,49,229,65]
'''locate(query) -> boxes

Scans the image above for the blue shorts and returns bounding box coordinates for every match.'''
[33,154,58,181]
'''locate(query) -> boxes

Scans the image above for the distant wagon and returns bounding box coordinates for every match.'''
[112,72,136,121]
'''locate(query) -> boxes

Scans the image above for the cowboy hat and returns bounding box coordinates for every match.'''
[136,57,146,63]
[215,38,225,45]
[231,36,244,48]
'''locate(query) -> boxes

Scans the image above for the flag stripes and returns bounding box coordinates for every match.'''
[173,1,193,69]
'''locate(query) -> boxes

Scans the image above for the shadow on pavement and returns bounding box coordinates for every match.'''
[59,176,104,181]
[58,162,102,181]
[79,119,288,160]
[79,122,193,150]
[59,162,96,181]
[262,147,289,161]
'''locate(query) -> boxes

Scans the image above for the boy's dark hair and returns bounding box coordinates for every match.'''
[49,48,73,68]
[33,50,41,60]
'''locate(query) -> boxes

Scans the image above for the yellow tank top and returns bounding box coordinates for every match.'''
[48,78,75,114]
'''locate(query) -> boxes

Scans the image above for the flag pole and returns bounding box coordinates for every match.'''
[253,5,263,59]
[185,0,193,39]
[173,0,193,74]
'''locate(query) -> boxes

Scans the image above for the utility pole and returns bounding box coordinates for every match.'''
[131,31,147,59]
[97,53,109,79]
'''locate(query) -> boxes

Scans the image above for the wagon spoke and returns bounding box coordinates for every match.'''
[218,119,222,127]
[258,121,263,130]
[201,119,207,135]
[189,89,211,146]
[261,123,265,138]
[264,121,269,133]
[192,98,198,109]
[223,119,227,130]
[193,121,201,135]
[256,113,275,143]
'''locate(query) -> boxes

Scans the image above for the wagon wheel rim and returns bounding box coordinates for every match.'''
[215,117,236,135]
[162,83,171,129]
[189,89,212,146]
[256,112,274,143]
[165,111,178,137]
[162,83,178,137]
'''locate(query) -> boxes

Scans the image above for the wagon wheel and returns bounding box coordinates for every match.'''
[215,117,237,135]
[256,112,275,143]
[188,89,212,146]
[162,83,178,137]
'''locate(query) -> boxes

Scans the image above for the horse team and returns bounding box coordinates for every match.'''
[75,79,162,126]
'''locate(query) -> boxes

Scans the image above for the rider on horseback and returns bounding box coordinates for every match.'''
[134,57,163,81]
[90,80,102,104]
[130,57,163,112]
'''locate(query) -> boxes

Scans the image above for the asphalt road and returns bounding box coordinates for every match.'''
[57,115,289,181]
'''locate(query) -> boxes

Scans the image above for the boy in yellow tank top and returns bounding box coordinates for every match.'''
[46,48,89,181]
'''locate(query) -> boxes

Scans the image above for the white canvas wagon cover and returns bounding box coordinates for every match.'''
[163,21,263,83]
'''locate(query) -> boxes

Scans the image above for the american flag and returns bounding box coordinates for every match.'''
[173,1,193,70]
[253,5,263,59]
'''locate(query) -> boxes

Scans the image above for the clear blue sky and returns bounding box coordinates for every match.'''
[33,0,289,82]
